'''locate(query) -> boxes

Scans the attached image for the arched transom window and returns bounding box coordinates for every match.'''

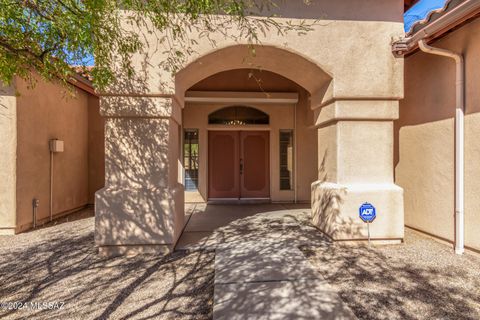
[208,106,269,125]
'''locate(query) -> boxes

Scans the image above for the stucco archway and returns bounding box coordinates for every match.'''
[176,45,331,207]
[174,44,333,105]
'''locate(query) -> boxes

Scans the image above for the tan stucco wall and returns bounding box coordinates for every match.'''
[15,75,102,232]
[397,18,480,251]
[313,100,403,240]
[255,0,403,22]
[0,83,17,235]
[107,0,404,102]
[95,96,184,255]
[88,96,105,204]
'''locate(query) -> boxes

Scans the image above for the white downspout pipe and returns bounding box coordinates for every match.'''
[50,149,54,222]
[418,40,465,255]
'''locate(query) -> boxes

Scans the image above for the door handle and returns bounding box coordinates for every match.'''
[240,159,243,175]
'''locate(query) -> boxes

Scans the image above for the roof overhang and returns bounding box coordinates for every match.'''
[68,73,96,96]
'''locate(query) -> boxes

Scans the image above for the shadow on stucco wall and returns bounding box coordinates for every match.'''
[94,100,184,248]
[93,32,187,247]
[311,150,363,240]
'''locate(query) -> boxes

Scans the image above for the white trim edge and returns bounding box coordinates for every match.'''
[185,91,299,104]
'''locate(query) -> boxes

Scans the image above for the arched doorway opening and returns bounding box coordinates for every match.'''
[175,45,332,203]
[180,66,321,203]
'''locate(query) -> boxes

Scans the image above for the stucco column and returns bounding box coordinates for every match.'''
[0,84,17,235]
[95,95,184,256]
[311,100,404,241]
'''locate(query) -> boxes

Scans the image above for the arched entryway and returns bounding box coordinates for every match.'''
[96,42,404,256]
[174,44,333,103]
[180,65,319,204]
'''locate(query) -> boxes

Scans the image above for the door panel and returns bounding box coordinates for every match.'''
[240,131,270,198]
[208,131,240,198]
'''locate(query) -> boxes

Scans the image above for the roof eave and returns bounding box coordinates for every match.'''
[69,73,97,96]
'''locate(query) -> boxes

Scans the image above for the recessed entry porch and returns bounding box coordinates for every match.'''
[182,69,317,204]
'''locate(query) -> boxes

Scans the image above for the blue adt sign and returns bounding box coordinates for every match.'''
[359,203,376,223]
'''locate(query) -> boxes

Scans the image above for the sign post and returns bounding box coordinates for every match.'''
[359,202,376,246]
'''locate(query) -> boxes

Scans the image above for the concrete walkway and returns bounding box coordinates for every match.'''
[176,203,356,319]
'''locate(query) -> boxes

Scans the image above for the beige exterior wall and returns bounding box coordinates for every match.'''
[95,97,184,256]
[0,83,17,235]
[397,18,480,252]
[12,74,103,232]
[97,0,405,254]
[88,96,105,203]
[313,100,403,240]
[108,1,404,100]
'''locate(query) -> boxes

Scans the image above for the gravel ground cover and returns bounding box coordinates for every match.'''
[302,229,480,320]
[1,206,479,320]
[0,208,214,320]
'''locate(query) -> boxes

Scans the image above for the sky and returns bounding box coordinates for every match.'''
[404,0,447,32]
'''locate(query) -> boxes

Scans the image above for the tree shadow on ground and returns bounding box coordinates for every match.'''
[181,203,480,320]
[177,203,321,251]
[0,209,214,320]
[2,205,479,320]
[300,232,480,320]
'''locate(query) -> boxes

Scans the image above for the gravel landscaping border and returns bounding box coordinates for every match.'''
[301,229,480,320]
[0,208,214,320]
[1,206,479,320]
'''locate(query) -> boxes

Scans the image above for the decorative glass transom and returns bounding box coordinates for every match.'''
[208,106,269,125]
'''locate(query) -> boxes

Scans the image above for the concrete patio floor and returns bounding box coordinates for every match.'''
[177,203,316,250]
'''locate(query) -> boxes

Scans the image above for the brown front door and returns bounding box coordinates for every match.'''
[240,131,270,198]
[208,131,269,199]
[208,131,240,198]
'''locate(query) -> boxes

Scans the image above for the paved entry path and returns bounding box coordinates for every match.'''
[177,203,356,320]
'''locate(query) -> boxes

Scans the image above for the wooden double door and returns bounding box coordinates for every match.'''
[208,131,270,199]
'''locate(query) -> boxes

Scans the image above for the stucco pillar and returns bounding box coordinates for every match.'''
[95,95,184,256]
[0,84,17,235]
[311,100,404,241]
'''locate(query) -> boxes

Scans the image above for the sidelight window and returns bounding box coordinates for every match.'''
[184,129,199,190]
[279,130,294,190]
